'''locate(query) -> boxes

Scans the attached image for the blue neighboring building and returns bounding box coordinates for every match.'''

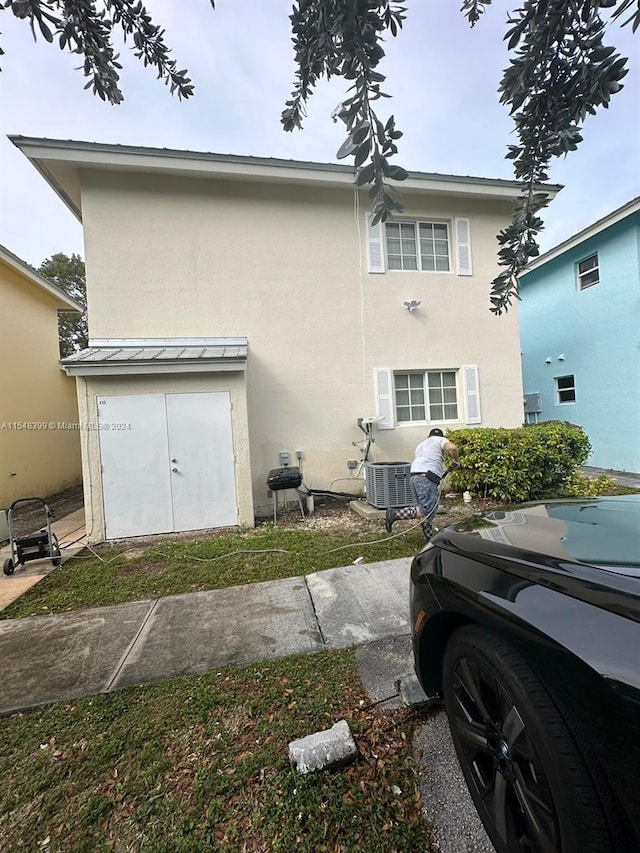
[519,197,640,474]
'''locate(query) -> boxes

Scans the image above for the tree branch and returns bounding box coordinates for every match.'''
[282,1,409,224]
[489,0,630,313]
[2,0,195,102]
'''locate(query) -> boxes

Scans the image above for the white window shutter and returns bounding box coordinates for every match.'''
[366,214,386,273]
[455,217,473,276]
[374,368,395,429]
[463,365,482,424]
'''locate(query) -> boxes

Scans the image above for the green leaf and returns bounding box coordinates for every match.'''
[355,162,376,186]
[354,139,371,168]
[590,45,616,62]
[370,208,384,227]
[352,121,371,145]
[386,165,408,181]
[38,19,54,43]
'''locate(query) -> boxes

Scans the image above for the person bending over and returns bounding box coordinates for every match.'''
[385,428,459,540]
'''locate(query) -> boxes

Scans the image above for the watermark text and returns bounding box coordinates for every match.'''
[1,422,132,431]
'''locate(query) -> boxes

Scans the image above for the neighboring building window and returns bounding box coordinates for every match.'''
[556,375,576,404]
[577,254,599,290]
[395,370,458,422]
[386,221,450,272]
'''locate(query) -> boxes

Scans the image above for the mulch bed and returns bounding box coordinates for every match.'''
[5,482,495,544]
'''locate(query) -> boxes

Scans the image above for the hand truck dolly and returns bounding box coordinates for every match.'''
[3,497,62,576]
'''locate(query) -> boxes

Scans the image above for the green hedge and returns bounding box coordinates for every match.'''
[558,470,617,497]
[446,422,591,502]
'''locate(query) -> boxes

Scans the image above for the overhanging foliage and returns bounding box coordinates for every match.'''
[281,0,637,314]
[2,0,638,312]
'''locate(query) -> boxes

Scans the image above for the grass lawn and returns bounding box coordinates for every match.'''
[0,649,437,853]
[3,481,636,621]
[1,512,429,619]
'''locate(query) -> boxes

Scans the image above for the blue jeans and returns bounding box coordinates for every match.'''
[410,475,439,522]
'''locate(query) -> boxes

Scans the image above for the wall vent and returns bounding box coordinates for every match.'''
[365,462,412,509]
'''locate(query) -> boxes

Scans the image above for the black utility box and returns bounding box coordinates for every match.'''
[267,467,303,491]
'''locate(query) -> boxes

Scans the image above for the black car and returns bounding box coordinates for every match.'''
[410,494,640,853]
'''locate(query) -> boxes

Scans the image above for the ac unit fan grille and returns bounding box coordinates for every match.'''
[365,462,412,509]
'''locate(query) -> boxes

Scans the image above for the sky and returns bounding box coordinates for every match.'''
[1,0,639,269]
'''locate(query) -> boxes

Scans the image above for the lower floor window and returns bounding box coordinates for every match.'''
[395,370,459,422]
[556,375,576,404]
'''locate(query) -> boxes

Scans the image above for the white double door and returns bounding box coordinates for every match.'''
[98,392,237,539]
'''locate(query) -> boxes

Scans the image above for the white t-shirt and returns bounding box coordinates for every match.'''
[411,436,448,477]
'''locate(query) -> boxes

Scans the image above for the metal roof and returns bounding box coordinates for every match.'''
[10,135,544,189]
[61,344,247,364]
[10,136,563,223]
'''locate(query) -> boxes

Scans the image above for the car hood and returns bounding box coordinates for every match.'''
[449,494,640,574]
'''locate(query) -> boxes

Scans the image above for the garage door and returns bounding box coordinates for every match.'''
[98,392,237,539]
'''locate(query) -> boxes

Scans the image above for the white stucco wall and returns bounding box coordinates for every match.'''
[79,170,523,516]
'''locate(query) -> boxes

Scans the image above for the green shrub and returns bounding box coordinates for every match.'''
[559,470,616,497]
[446,421,591,502]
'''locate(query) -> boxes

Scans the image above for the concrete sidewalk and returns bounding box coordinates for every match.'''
[0,557,413,715]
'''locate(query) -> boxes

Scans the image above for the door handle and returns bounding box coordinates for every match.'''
[172,467,178,473]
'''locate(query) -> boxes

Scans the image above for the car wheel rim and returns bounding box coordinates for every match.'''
[450,656,560,853]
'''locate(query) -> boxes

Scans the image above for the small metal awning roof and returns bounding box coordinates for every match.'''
[61,338,248,376]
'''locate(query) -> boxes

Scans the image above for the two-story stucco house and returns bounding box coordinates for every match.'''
[519,197,640,474]
[12,136,560,542]
[1,244,84,507]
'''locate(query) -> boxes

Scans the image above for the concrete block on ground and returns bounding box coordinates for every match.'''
[396,672,441,710]
[289,719,358,774]
[348,500,382,521]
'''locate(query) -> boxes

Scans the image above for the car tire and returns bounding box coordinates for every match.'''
[442,624,627,853]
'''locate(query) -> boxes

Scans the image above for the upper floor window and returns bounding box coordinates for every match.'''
[556,375,576,404]
[395,370,459,422]
[577,254,599,290]
[386,221,451,272]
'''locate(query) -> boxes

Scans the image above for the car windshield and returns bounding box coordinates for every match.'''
[545,496,640,568]
[458,495,640,570]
